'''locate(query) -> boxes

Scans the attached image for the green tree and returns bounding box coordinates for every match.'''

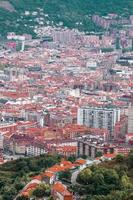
[121,175,133,189]
[32,184,50,198]
[103,169,119,185]
[15,159,29,171]
[68,156,76,162]
[58,170,72,181]
[128,153,133,168]
[93,173,104,186]
[77,168,92,184]
[114,165,127,177]
[115,154,125,163]
[15,182,24,191]
[127,193,133,200]
[48,196,54,200]
[95,151,103,158]
[0,180,5,188]
[16,195,29,200]
[27,159,39,171]
[2,187,17,200]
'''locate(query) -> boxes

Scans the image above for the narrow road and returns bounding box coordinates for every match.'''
[71,160,94,184]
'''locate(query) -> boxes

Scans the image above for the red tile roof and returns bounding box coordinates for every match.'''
[52,182,72,197]
[43,171,55,178]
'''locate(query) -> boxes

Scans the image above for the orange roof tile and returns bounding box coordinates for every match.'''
[46,162,75,173]
[43,171,55,178]
[60,160,72,166]
[103,153,117,159]
[32,175,42,181]
[75,159,86,165]
[21,183,38,196]
[52,182,72,196]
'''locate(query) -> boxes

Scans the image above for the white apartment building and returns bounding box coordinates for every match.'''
[77,105,121,138]
[0,134,4,149]
[26,145,47,157]
[128,102,133,133]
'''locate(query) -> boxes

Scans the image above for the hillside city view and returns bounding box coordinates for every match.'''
[0,0,133,200]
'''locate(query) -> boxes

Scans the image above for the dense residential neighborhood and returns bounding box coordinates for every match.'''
[0,0,133,199]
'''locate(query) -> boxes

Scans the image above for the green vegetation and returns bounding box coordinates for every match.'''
[95,151,103,158]
[0,154,61,200]
[16,183,51,200]
[67,155,77,163]
[0,0,132,37]
[58,169,72,182]
[16,196,29,200]
[32,184,50,198]
[71,152,133,200]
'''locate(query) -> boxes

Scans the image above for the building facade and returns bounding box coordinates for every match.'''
[128,102,133,133]
[78,105,121,138]
[77,138,115,158]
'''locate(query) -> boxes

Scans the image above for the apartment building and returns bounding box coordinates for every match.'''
[77,105,120,139]
[77,136,115,158]
[128,99,133,133]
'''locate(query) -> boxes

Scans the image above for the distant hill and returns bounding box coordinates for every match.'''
[0,0,133,37]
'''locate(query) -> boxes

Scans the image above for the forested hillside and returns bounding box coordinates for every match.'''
[72,153,133,200]
[0,154,61,200]
[0,0,133,37]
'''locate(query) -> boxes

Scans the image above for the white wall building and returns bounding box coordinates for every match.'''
[0,134,4,149]
[26,145,47,156]
[128,102,133,133]
[77,105,121,138]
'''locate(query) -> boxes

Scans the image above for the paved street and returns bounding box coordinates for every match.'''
[71,160,94,184]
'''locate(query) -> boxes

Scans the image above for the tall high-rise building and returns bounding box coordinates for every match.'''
[116,36,120,50]
[128,96,133,133]
[77,105,121,138]
[132,39,133,51]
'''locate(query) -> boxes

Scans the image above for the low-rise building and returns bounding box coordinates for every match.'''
[42,171,56,185]
[77,135,115,158]
[52,181,73,200]
[26,141,47,156]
